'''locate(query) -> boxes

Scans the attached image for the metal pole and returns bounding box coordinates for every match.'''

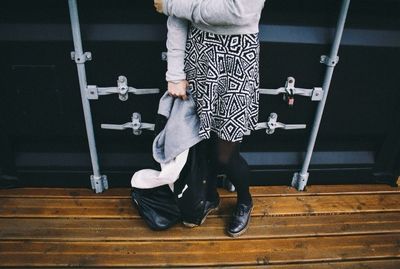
[68,0,108,193]
[292,0,351,191]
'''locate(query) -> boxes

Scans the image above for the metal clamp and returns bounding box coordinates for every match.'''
[117,76,129,101]
[251,113,306,135]
[259,77,323,103]
[283,77,296,106]
[86,75,160,101]
[71,51,92,64]
[320,55,339,67]
[101,112,155,135]
[90,174,108,193]
[291,172,309,191]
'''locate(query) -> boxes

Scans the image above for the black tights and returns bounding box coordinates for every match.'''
[204,132,252,206]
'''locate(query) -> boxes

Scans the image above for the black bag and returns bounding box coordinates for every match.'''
[131,185,181,231]
[131,110,209,230]
[173,139,209,225]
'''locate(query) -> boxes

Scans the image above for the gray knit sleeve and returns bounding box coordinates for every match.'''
[165,16,188,82]
[162,0,265,26]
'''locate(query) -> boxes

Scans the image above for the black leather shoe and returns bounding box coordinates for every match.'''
[227,202,253,237]
[183,195,221,227]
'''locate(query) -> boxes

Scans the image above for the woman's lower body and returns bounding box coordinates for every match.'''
[184,26,260,237]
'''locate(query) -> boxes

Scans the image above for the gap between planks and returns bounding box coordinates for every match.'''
[0,184,399,199]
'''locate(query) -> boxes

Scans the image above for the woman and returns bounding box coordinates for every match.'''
[154,0,266,237]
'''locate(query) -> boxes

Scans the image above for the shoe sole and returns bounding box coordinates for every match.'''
[183,200,221,228]
[227,206,253,238]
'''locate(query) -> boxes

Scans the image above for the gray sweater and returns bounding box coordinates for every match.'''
[153,90,203,164]
[162,0,266,82]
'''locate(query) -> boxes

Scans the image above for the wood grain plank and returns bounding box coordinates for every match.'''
[190,259,400,269]
[1,186,400,268]
[0,234,399,267]
[1,193,400,218]
[1,213,400,241]
[0,184,399,198]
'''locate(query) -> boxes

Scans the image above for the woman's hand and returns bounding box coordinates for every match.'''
[168,80,188,100]
[154,0,163,13]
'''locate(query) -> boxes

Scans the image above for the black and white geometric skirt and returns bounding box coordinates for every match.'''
[184,26,260,143]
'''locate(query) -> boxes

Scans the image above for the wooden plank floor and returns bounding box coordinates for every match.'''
[1,184,400,268]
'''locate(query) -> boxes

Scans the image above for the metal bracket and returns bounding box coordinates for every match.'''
[259,77,323,102]
[311,87,324,101]
[117,76,129,101]
[90,174,108,193]
[291,172,309,191]
[86,75,160,101]
[71,51,92,64]
[320,55,339,67]
[101,112,155,135]
[249,113,306,135]
[87,85,98,100]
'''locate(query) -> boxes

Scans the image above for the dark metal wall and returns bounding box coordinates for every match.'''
[0,0,399,187]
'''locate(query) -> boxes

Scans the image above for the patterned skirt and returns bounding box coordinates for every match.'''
[184,25,260,143]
